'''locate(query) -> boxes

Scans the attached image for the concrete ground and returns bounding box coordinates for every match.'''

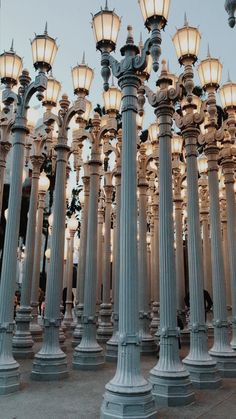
[1,338,236,419]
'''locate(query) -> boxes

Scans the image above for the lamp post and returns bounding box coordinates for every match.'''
[219,79,236,348]
[198,51,236,376]
[97,191,105,306]
[173,18,220,389]
[12,136,46,358]
[97,171,114,343]
[31,67,88,379]
[64,215,79,328]
[137,143,157,354]
[225,0,236,27]
[30,171,50,341]
[93,0,170,415]
[172,135,186,312]
[0,27,57,394]
[0,111,14,219]
[73,165,90,346]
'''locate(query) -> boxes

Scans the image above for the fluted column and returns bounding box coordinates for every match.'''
[73,115,104,369]
[182,129,220,389]
[221,206,231,309]
[205,142,236,377]
[174,195,185,312]
[150,194,159,335]
[97,172,113,342]
[96,196,104,305]
[149,100,194,406]
[30,190,46,341]
[106,167,121,360]
[199,183,212,297]
[64,228,76,329]
[0,140,11,219]
[138,157,156,354]
[73,172,90,346]
[0,115,28,394]
[222,157,236,348]
[31,142,69,380]
[13,156,43,358]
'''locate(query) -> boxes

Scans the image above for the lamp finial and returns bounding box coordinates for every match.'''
[227,70,232,83]
[104,0,108,10]
[44,22,48,35]
[207,44,211,58]
[126,25,134,45]
[82,51,85,64]
[184,12,188,26]
[10,39,14,52]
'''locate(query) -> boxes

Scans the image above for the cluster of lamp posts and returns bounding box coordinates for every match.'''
[0,1,236,418]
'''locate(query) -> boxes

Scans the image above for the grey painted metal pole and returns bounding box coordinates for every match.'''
[64,230,76,328]
[174,192,185,312]
[73,172,90,346]
[0,141,11,219]
[30,190,46,341]
[97,172,113,342]
[182,129,221,389]
[150,193,159,335]
[97,196,104,305]
[221,207,231,309]
[199,182,213,297]
[73,113,104,369]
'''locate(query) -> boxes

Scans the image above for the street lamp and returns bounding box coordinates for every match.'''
[94,0,170,415]
[198,50,236,376]
[30,171,50,341]
[0,26,57,395]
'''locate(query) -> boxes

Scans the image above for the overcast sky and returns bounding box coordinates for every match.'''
[1,0,235,127]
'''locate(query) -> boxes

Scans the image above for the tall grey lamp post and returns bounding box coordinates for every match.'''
[173,20,221,389]
[198,51,236,377]
[31,64,90,379]
[97,191,105,305]
[13,137,46,358]
[137,143,156,354]
[0,112,13,219]
[198,53,236,377]
[105,130,122,361]
[219,81,236,348]
[64,215,79,328]
[225,0,236,27]
[73,163,90,346]
[72,111,117,370]
[0,28,57,394]
[30,171,50,341]
[146,60,194,406]
[97,171,114,343]
[93,0,171,416]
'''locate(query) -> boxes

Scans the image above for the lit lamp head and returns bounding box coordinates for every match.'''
[173,14,201,66]
[72,54,94,97]
[68,214,79,233]
[198,49,222,91]
[148,122,159,144]
[92,1,121,53]
[38,171,50,193]
[138,0,170,30]
[31,24,58,73]
[103,82,122,116]
[0,42,23,87]
[42,74,61,108]
[171,133,183,155]
[220,77,236,112]
[198,153,208,175]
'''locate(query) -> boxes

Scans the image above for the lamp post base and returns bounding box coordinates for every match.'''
[72,345,104,370]
[72,325,83,347]
[183,358,222,389]
[0,358,20,395]
[12,307,34,358]
[101,384,157,419]
[31,351,68,381]
[209,350,236,378]
[149,370,195,407]
[30,322,43,342]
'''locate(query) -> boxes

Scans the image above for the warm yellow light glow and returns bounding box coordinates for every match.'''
[103,85,122,113]
[171,134,183,155]
[0,50,23,85]
[31,30,58,71]
[220,80,236,109]
[38,171,50,192]
[92,7,121,48]
[72,62,94,95]
[198,153,208,174]
[198,57,222,89]
[173,25,201,62]
[43,76,61,107]
[138,0,170,26]
[148,122,159,143]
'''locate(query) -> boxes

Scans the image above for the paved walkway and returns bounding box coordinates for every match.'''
[1,339,236,419]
